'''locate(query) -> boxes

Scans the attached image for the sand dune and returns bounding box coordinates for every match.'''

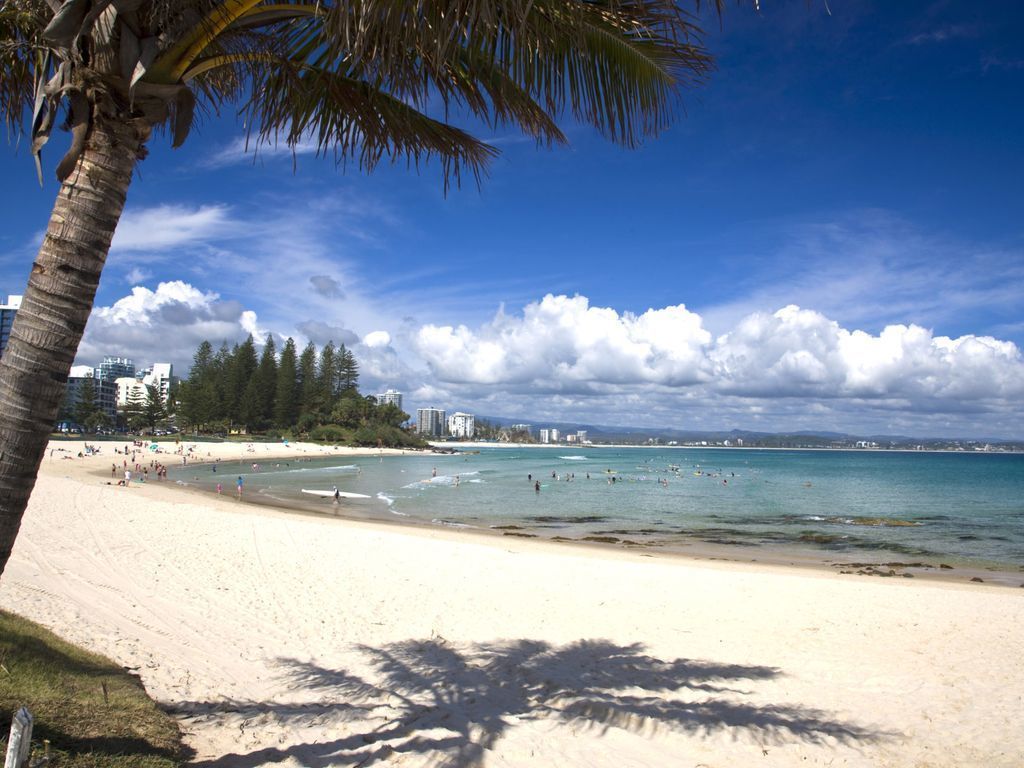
[1,440,1021,767]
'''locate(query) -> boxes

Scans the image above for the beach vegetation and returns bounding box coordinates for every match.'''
[0,609,184,768]
[118,388,148,434]
[177,336,425,448]
[0,0,733,575]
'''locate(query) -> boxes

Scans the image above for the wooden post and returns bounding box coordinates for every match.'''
[3,708,32,768]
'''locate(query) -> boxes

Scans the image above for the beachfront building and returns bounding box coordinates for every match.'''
[549,428,561,443]
[417,408,446,437]
[447,412,475,439]
[115,377,149,407]
[376,389,403,410]
[62,365,118,425]
[576,430,588,444]
[539,428,561,444]
[95,356,135,382]
[139,362,174,404]
[510,424,533,439]
[0,294,22,359]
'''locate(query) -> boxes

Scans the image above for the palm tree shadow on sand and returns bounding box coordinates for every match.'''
[182,637,894,768]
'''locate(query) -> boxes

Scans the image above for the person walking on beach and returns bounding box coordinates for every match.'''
[236,476,244,498]
[124,469,131,487]
[333,485,340,505]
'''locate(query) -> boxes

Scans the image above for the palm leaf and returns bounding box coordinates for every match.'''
[241,58,499,189]
[0,2,47,137]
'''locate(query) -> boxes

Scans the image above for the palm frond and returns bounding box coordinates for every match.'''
[0,2,49,138]
[310,0,713,148]
[241,58,499,190]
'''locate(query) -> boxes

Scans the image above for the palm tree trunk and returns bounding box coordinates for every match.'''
[0,115,145,579]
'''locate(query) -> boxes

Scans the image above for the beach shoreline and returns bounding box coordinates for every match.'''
[3,439,1022,767]
[107,439,1023,588]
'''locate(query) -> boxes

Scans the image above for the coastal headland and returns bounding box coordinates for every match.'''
[1,439,1021,767]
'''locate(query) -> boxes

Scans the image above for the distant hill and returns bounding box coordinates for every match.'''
[470,416,1022,450]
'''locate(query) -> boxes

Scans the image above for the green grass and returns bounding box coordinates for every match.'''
[0,610,184,768]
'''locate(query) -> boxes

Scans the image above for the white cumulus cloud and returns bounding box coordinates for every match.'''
[411,295,1024,428]
[77,281,260,374]
[416,294,712,389]
[363,330,392,348]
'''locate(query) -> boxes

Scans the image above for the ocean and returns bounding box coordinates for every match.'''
[175,446,1024,579]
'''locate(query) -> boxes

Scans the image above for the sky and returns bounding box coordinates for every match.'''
[2,1,1023,438]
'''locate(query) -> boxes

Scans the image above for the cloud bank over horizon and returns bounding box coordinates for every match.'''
[76,284,1024,438]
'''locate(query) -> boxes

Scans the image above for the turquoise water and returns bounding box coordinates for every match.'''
[177,447,1024,570]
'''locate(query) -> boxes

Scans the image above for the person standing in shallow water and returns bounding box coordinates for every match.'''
[236,476,244,498]
[535,480,541,493]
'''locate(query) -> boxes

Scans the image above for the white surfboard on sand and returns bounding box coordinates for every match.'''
[301,489,371,499]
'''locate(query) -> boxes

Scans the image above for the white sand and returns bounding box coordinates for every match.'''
[2,439,1022,767]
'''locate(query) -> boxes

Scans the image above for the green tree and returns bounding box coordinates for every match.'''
[71,377,99,429]
[331,394,367,430]
[236,379,262,432]
[255,335,278,429]
[337,346,360,395]
[316,341,337,422]
[178,341,217,431]
[374,403,410,430]
[274,338,299,429]
[120,387,146,433]
[0,0,731,577]
[296,341,319,429]
[84,409,111,434]
[142,385,167,431]
[225,335,258,424]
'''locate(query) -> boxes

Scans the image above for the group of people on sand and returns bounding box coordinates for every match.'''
[112,453,169,486]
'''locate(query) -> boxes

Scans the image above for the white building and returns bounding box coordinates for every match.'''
[549,428,560,443]
[141,362,173,404]
[115,377,148,407]
[539,429,550,444]
[576,430,588,444]
[376,389,403,410]
[417,408,446,437]
[447,412,475,439]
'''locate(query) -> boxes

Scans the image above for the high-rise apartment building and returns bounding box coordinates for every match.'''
[116,377,148,407]
[140,362,174,404]
[417,408,446,437]
[376,389,403,410]
[0,295,23,359]
[63,366,117,424]
[95,356,135,382]
[447,412,475,439]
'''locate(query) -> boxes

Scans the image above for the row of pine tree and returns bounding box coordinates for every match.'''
[175,336,419,445]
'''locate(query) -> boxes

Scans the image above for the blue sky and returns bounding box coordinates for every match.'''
[2,1,1023,437]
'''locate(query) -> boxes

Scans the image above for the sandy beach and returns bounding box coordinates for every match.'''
[1,439,1022,767]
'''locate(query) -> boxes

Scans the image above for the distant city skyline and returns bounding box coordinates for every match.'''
[2,3,1023,437]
